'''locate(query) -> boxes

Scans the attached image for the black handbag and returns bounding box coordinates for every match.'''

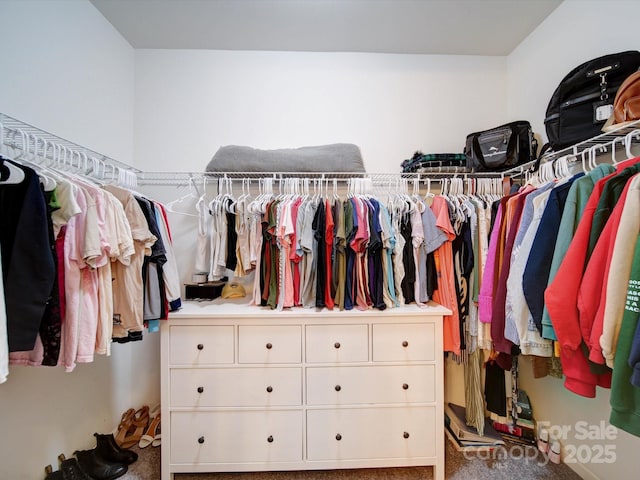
[464,121,537,172]
[544,50,640,150]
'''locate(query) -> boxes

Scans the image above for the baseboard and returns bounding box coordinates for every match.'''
[566,461,600,480]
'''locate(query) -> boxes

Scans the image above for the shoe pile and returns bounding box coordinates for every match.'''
[42,404,161,479]
[43,433,137,480]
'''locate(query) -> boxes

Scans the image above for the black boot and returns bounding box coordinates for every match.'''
[74,449,127,480]
[94,432,138,465]
[58,454,92,480]
[44,464,63,480]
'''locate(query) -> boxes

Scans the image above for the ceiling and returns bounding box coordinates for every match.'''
[90,0,563,56]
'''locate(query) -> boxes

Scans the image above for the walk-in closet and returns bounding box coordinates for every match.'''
[2,1,640,480]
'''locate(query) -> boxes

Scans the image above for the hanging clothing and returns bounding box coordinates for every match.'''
[601,174,640,369]
[0,161,55,352]
[0,247,7,384]
[609,238,640,437]
[104,185,157,341]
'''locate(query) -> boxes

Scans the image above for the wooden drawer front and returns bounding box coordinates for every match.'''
[170,325,234,365]
[170,410,303,464]
[306,365,435,405]
[306,406,436,461]
[306,324,368,363]
[239,325,301,364]
[372,323,435,362]
[170,367,302,407]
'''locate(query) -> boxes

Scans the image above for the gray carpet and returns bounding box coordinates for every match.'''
[121,438,582,479]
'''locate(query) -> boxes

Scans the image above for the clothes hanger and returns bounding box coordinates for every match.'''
[611,136,625,165]
[0,124,26,185]
[164,176,199,217]
[625,129,640,159]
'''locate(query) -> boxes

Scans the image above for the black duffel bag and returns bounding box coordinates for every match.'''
[464,120,537,172]
[544,50,640,150]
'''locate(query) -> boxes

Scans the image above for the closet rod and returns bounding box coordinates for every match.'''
[0,113,141,184]
[137,169,523,187]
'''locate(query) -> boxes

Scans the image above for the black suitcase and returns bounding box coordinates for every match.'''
[544,50,640,150]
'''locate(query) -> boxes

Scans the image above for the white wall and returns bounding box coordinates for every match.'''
[507,1,640,479]
[0,2,151,479]
[134,49,508,173]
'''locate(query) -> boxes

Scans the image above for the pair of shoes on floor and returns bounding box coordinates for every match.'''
[114,405,150,449]
[73,431,139,479]
[138,404,161,448]
[44,440,134,480]
[44,454,92,480]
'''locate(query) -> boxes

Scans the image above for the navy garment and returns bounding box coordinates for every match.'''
[367,198,385,310]
[629,309,640,388]
[523,174,583,333]
[0,160,55,351]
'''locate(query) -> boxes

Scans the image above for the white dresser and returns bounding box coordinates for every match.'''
[161,300,449,480]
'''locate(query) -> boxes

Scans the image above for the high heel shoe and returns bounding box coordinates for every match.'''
[118,405,150,449]
[94,432,138,465]
[152,416,162,448]
[113,408,135,448]
[139,412,161,449]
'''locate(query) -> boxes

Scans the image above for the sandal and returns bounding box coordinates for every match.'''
[116,406,150,449]
[113,408,135,448]
[139,412,161,448]
[152,415,162,447]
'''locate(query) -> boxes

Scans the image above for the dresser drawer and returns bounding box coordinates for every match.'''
[170,367,302,407]
[306,406,436,461]
[169,325,234,365]
[170,410,303,464]
[372,323,435,362]
[239,325,301,364]
[306,365,435,405]
[306,324,368,363]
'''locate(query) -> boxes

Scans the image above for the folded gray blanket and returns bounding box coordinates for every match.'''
[206,143,365,173]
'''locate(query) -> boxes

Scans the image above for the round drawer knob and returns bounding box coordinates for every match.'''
[198,436,205,444]
[334,342,341,349]
[402,340,409,347]
[402,383,409,390]
[266,343,273,350]
[197,343,204,350]
[335,385,341,392]
[267,435,274,443]
[403,432,410,439]
[335,433,342,441]
[197,386,204,394]
[266,386,273,393]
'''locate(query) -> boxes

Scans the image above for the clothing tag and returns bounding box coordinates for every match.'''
[593,101,614,123]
